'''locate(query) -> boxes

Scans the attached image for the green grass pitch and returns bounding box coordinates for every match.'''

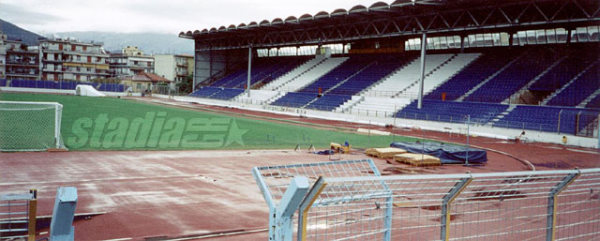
[0,93,420,151]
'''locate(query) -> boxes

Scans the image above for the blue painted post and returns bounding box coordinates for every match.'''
[50,187,77,241]
[274,177,309,241]
[367,159,393,240]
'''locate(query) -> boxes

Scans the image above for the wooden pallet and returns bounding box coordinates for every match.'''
[365,147,407,158]
[394,153,441,167]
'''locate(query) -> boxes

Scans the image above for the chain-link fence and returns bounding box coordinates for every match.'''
[254,162,600,241]
[301,169,600,241]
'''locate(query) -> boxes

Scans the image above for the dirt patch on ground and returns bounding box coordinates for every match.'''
[0,147,557,240]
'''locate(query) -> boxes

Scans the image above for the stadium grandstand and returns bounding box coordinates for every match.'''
[2,1,600,240]
[179,0,600,143]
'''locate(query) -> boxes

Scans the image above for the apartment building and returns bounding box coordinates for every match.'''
[108,46,154,77]
[39,38,110,81]
[153,54,193,82]
[4,39,39,80]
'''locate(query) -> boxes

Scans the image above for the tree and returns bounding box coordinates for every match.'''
[177,74,193,93]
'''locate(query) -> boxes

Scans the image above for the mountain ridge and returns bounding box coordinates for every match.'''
[0,18,44,45]
[0,18,192,54]
[53,31,193,55]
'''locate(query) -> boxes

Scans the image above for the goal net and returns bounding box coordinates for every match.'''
[0,101,66,151]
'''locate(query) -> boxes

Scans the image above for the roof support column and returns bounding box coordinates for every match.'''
[192,40,200,93]
[417,32,427,110]
[246,45,252,97]
[460,34,466,53]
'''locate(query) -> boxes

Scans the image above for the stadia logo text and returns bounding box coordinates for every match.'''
[66,112,248,149]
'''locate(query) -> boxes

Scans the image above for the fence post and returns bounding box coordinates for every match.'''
[465,115,470,166]
[55,104,62,149]
[557,110,562,134]
[50,187,77,241]
[441,177,472,241]
[27,189,37,241]
[298,177,326,241]
[546,171,580,241]
[274,176,309,241]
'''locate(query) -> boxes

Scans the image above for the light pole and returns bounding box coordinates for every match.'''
[465,115,470,166]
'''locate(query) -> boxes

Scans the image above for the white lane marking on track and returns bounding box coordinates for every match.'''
[567,148,599,154]
[0,174,199,186]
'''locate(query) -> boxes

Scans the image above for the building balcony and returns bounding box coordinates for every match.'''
[6,61,38,67]
[130,65,152,70]
[43,59,64,63]
[62,50,108,57]
[42,68,66,72]
[6,72,39,77]
[42,49,64,53]
[7,49,38,55]
[63,59,107,64]
[62,62,110,70]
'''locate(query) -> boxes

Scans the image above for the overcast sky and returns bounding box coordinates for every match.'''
[1,0,380,34]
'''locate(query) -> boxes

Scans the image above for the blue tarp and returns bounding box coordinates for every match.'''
[390,141,487,164]
[314,150,335,155]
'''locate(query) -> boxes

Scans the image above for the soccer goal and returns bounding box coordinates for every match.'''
[0,101,66,151]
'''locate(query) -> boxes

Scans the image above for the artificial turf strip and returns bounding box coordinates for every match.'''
[0,93,420,151]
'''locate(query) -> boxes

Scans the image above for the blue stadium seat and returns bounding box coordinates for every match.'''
[189,87,245,100]
[586,94,600,109]
[210,88,245,100]
[395,100,508,124]
[494,105,599,134]
[271,92,317,108]
[465,48,556,103]
[547,62,600,107]
[189,86,223,98]
[305,94,351,111]
[209,57,307,88]
[426,51,515,101]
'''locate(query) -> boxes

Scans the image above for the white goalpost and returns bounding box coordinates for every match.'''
[0,101,66,151]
